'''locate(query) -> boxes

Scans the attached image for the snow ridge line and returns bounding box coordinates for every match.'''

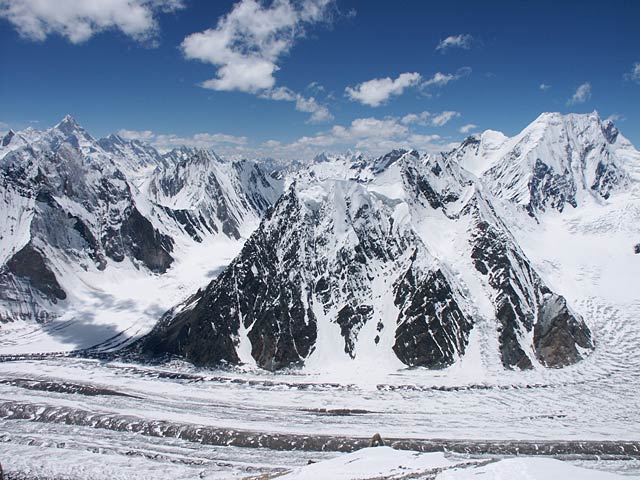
[1,401,639,457]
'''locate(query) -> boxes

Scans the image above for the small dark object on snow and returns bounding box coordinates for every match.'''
[634,243,640,254]
[369,433,385,447]
[307,459,317,465]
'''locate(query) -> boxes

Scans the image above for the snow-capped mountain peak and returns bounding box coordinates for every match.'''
[453,111,639,217]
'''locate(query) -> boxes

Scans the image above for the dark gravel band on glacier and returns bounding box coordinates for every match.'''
[1,401,638,458]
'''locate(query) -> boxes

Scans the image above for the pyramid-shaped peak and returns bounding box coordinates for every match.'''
[53,114,87,134]
[57,114,79,126]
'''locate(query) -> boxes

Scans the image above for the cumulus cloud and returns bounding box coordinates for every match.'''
[345,67,470,106]
[345,72,422,107]
[539,83,551,91]
[435,34,473,53]
[262,87,333,123]
[120,112,466,162]
[624,63,640,83]
[567,82,591,105]
[459,123,477,134]
[401,110,461,127]
[181,0,333,94]
[259,113,463,159]
[117,128,247,152]
[0,0,183,44]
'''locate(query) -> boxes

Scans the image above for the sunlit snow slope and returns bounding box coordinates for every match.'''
[142,112,638,374]
[0,116,282,354]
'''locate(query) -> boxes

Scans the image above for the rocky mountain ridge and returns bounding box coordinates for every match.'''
[2,111,638,373]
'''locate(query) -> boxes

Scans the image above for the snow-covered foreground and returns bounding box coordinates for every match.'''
[282,447,640,479]
[0,351,639,478]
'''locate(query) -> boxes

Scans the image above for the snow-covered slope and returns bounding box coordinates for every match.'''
[2,112,638,376]
[453,111,639,217]
[0,116,282,353]
[147,149,281,241]
[141,140,599,372]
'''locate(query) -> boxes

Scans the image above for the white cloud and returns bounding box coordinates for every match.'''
[345,72,422,107]
[118,129,155,141]
[606,113,625,123]
[459,123,477,134]
[181,0,333,94]
[336,117,409,140]
[0,0,183,44]
[430,111,460,127]
[401,111,431,125]
[306,81,325,93]
[567,82,591,106]
[422,67,471,89]
[539,83,551,91]
[263,87,333,123]
[401,110,461,127]
[117,128,247,152]
[120,112,466,163]
[624,63,640,83]
[435,34,473,53]
[262,114,461,159]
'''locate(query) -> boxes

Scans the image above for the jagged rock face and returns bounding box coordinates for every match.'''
[471,218,535,369]
[0,117,176,323]
[526,159,577,215]
[1,125,175,274]
[141,181,475,370]
[5,112,632,371]
[142,188,317,370]
[393,264,472,368]
[3,244,65,302]
[469,210,593,369]
[0,116,282,328]
[399,151,594,370]
[141,132,606,372]
[371,149,418,174]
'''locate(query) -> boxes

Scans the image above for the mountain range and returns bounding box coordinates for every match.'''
[1,111,638,373]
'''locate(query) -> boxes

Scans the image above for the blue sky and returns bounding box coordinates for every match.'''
[0,0,638,159]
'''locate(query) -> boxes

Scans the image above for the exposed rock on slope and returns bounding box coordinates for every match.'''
[142,137,601,371]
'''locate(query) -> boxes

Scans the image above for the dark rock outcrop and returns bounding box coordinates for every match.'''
[526,159,577,216]
[393,264,472,368]
[114,207,174,273]
[5,244,65,302]
[534,294,594,367]
[142,189,317,371]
